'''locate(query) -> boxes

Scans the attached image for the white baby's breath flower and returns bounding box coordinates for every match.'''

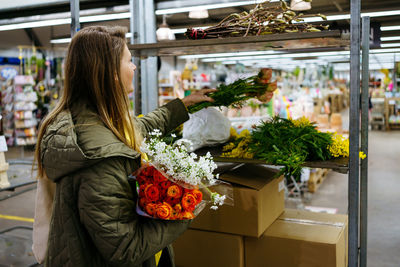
[171,133,176,138]
[210,206,218,210]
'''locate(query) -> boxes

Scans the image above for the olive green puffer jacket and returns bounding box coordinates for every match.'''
[41,99,190,267]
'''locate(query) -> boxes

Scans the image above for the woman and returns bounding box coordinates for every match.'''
[33,26,215,267]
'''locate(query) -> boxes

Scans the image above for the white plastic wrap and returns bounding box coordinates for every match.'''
[182,108,231,151]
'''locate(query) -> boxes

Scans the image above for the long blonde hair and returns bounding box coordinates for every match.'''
[35,26,142,178]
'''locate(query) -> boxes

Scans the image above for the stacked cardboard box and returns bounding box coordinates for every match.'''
[174,164,285,267]
[173,164,348,267]
[245,209,348,267]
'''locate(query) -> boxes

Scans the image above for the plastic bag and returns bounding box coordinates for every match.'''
[131,162,233,220]
[182,107,231,152]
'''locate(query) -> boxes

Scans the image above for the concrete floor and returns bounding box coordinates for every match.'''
[0,131,399,266]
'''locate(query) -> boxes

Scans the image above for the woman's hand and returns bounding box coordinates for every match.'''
[181,88,217,107]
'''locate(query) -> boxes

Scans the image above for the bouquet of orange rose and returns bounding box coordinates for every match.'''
[133,129,233,220]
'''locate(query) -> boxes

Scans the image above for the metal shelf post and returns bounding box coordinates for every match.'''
[70,0,80,37]
[360,16,370,267]
[130,0,158,115]
[349,0,361,266]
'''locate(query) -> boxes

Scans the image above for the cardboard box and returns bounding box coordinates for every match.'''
[173,229,244,267]
[190,164,285,237]
[245,209,348,267]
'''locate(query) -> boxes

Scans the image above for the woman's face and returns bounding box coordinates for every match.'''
[120,44,136,94]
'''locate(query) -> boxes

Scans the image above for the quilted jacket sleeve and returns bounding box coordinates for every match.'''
[78,156,190,267]
[135,98,189,138]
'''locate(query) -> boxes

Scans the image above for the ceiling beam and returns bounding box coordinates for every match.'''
[24,28,46,55]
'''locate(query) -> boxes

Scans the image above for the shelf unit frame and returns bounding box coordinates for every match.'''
[126,1,368,266]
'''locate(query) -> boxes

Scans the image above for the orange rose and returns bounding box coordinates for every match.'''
[258,68,272,82]
[144,184,160,202]
[156,202,173,220]
[167,185,183,199]
[139,197,147,208]
[182,193,197,212]
[170,209,181,220]
[142,165,155,177]
[153,170,168,183]
[174,204,182,212]
[165,197,180,206]
[136,174,147,185]
[181,211,195,220]
[145,203,157,216]
[139,184,149,198]
[160,180,172,190]
[192,189,203,205]
[267,80,277,92]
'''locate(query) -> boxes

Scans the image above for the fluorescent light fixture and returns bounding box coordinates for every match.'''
[381,43,400,48]
[155,0,279,15]
[80,12,130,23]
[201,51,349,62]
[0,18,70,31]
[50,37,71,44]
[170,26,208,34]
[178,50,278,59]
[381,36,400,41]
[362,10,400,18]
[381,25,400,31]
[51,32,133,44]
[303,14,350,23]
[304,10,400,23]
[371,48,400,53]
[0,12,130,32]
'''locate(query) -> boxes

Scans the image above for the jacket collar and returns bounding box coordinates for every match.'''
[41,102,140,182]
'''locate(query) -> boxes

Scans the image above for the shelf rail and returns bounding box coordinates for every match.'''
[360,16,370,267]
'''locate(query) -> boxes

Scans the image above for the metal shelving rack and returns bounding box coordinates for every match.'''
[128,1,369,266]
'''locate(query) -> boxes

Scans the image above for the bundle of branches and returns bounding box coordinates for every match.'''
[185,0,328,39]
[248,117,333,181]
[188,68,276,113]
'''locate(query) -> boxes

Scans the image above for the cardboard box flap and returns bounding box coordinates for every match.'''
[219,164,280,190]
[265,219,344,244]
[282,209,348,225]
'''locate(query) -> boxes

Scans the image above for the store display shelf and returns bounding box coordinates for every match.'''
[129,30,348,57]
[195,145,349,174]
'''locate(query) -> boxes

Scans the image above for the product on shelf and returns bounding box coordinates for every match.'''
[185,0,328,39]
[1,75,38,146]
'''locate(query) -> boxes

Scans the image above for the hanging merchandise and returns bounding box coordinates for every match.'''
[185,0,328,39]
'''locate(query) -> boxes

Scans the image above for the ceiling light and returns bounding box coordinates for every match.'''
[303,10,400,23]
[371,48,400,53]
[381,25,400,31]
[290,0,311,11]
[51,32,133,44]
[0,12,130,32]
[200,51,349,62]
[178,50,278,59]
[155,0,280,15]
[171,26,208,34]
[380,43,400,48]
[0,18,70,31]
[381,36,400,41]
[189,9,209,19]
[156,15,175,41]
[50,38,71,44]
[80,12,130,23]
